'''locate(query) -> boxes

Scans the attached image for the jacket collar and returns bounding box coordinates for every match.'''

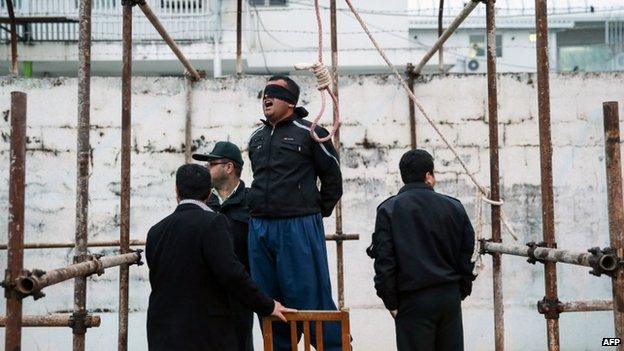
[261,114,296,127]
[175,202,211,212]
[399,182,434,193]
[208,180,246,209]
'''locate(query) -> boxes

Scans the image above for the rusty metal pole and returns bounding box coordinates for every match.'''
[559,300,614,313]
[5,0,18,75]
[15,253,142,296]
[602,101,624,346]
[236,0,243,75]
[406,63,417,149]
[413,0,480,74]
[534,1,560,349]
[4,91,26,351]
[0,235,359,250]
[437,0,444,73]
[184,78,194,163]
[136,2,201,80]
[0,314,101,328]
[329,0,344,309]
[118,3,132,350]
[74,0,92,349]
[486,1,504,350]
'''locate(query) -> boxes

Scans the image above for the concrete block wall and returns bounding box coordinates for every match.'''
[0,72,623,350]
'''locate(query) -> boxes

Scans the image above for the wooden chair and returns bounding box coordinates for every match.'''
[262,310,351,351]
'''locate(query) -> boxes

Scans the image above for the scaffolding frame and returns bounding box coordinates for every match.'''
[1,0,623,350]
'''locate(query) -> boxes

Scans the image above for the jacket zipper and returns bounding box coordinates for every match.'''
[264,124,276,211]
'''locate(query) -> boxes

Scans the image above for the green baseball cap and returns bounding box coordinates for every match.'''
[192,141,244,166]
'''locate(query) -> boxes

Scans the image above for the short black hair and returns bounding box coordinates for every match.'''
[268,75,300,99]
[232,161,243,178]
[176,163,211,201]
[399,149,434,183]
[222,158,243,178]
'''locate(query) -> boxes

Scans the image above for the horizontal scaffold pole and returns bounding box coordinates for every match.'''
[9,252,142,299]
[0,314,101,328]
[481,241,619,276]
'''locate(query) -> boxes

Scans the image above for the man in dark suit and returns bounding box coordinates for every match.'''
[146,164,294,351]
[193,141,255,351]
[367,149,476,351]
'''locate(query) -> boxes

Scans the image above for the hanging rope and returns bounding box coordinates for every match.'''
[294,0,340,143]
[472,187,486,276]
[343,0,519,242]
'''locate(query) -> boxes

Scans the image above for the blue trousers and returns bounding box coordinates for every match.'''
[249,213,343,351]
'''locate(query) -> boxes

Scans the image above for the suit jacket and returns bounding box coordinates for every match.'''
[146,203,274,351]
[367,182,476,310]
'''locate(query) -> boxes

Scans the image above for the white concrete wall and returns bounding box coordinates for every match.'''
[0,72,623,350]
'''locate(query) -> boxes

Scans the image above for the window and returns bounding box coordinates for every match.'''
[556,22,616,72]
[469,34,502,57]
[250,0,287,6]
[161,0,203,10]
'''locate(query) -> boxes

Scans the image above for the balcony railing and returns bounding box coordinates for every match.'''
[0,0,218,42]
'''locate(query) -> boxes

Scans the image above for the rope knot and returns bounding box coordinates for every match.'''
[294,62,332,90]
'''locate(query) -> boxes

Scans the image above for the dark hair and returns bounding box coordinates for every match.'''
[399,149,434,183]
[268,75,300,99]
[176,163,212,201]
[232,161,243,178]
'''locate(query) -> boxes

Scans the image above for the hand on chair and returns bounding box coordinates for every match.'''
[272,300,298,322]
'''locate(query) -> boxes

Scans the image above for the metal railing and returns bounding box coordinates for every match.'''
[0,0,218,42]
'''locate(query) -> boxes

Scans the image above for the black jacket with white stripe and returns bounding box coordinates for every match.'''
[247,114,343,218]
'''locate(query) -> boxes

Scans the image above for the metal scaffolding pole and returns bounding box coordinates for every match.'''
[5,0,18,75]
[437,0,444,73]
[0,240,146,250]
[236,0,243,75]
[329,0,345,309]
[74,1,92,349]
[406,63,417,149]
[413,0,480,74]
[0,235,359,251]
[15,253,142,297]
[4,91,26,351]
[481,242,618,272]
[136,1,201,80]
[184,78,194,163]
[118,3,133,350]
[486,1,504,349]
[602,101,624,347]
[557,300,613,313]
[0,314,101,328]
[534,1,559,349]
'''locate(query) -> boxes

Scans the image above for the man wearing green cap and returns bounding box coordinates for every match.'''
[192,141,255,351]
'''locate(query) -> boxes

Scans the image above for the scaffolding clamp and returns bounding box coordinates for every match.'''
[478,238,493,255]
[69,310,96,335]
[537,297,562,320]
[75,253,105,277]
[15,269,46,300]
[588,247,620,278]
[526,241,548,265]
[121,0,145,6]
[132,248,145,266]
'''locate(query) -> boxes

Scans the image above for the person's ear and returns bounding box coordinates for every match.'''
[288,104,295,108]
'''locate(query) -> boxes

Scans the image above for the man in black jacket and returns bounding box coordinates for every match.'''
[247,76,343,350]
[193,141,255,351]
[146,164,294,351]
[368,149,475,351]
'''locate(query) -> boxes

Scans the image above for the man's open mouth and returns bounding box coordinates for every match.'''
[264,99,274,108]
